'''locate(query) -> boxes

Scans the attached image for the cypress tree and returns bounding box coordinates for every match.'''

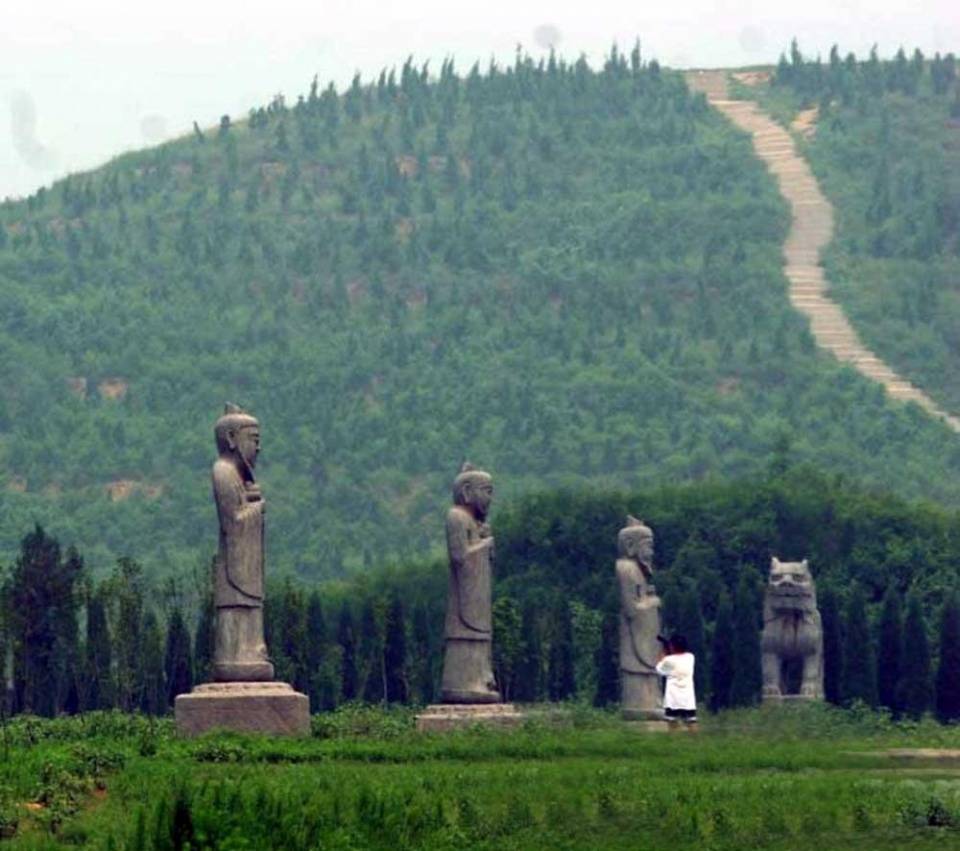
[843,585,877,706]
[54,547,83,715]
[5,526,80,716]
[899,592,931,719]
[709,592,734,713]
[936,593,960,723]
[876,587,903,714]
[164,609,193,708]
[338,603,358,702]
[515,603,542,702]
[193,596,214,684]
[305,591,327,709]
[411,603,435,704]
[0,589,8,715]
[819,586,844,705]
[383,595,407,703]
[547,600,575,701]
[360,599,385,703]
[676,587,708,701]
[84,589,113,709]
[493,596,522,702]
[593,610,619,707]
[139,610,165,715]
[276,581,308,694]
[113,557,145,712]
[730,573,762,707]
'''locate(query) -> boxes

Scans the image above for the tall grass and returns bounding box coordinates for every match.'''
[4,704,960,849]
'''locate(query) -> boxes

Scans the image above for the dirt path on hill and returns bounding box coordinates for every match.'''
[686,70,960,433]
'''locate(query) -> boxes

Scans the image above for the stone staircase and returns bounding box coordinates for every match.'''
[686,70,960,432]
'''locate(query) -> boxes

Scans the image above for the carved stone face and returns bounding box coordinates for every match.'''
[630,532,654,567]
[767,557,815,611]
[465,478,493,521]
[233,425,261,471]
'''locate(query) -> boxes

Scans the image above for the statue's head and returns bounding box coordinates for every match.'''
[767,557,816,612]
[618,515,654,568]
[215,403,261,471]
[452,462,493,520]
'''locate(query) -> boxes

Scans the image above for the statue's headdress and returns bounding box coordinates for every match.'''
[215,402,259,454]
[452,461,492,505]
[618,514,653,557]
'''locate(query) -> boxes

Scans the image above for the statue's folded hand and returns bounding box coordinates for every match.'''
[470,536,494,553]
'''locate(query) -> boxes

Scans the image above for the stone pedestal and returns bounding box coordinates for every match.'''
[415,703,524,732]
[175,681,310,736]
[762,692,820,705]
[622,706,665,722]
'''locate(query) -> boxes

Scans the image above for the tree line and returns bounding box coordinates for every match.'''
[4,467,960,720]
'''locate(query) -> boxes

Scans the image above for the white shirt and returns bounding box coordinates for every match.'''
[655,652,696,710]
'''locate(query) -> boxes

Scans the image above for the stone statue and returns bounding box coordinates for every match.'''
[211,403,273,682]
[761,557,823,701]
[616,516,663,720]
[174,403,309,736]
[440,462,500,703]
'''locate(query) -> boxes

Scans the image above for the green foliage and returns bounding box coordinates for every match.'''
[844,585,878,706]
[3,526,83,717]
[383,594,407,704]
[1,50,960,582]
[163,608,193,709]
[935,593,960,722]
[900,592,932,719]
[820,586,844,705]
[876,587,903,714]
[730,573,762,706]
[709,591,734,712]
[762,43,960,418]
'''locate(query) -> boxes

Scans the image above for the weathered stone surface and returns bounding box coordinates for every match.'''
[175,682,310,736]
[416,703,523,732]
[211,404,273,682]
[761,557,824,701]
[617,516,663,720]
[175,404,311,737]
[440,463,501,704]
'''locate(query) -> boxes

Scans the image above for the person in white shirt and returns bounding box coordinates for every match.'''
[655,634,697,727]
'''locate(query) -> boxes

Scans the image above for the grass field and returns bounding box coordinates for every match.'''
[4,704,960,849]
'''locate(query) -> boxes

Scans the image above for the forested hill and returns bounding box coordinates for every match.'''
[0,48,958,579]
[748,45,960,416]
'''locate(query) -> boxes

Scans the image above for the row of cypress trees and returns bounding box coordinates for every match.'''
[4,523,960,720]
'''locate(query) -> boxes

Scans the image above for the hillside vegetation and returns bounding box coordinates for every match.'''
[1,48,959,578]
[752,44,960,413]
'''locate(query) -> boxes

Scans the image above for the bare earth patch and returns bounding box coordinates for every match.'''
[791,106,819,139]
[859,749,960,759]
[732,70,771,87]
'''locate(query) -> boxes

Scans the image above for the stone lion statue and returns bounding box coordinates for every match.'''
[761,557,823,701]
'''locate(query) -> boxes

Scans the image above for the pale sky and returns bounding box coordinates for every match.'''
[2,0,957,200]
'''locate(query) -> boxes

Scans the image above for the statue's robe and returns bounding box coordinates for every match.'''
[616,558,660,674]
[444,506,492,640]
[212,457,264,608]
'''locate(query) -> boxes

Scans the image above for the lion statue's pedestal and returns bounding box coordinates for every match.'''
[761,557,824,702]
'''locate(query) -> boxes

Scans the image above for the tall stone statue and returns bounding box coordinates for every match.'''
[616,516,663,720]
[761,557,824,701]
[440,462,500,703]
[175,404,309,735]
[211,404,273,682]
